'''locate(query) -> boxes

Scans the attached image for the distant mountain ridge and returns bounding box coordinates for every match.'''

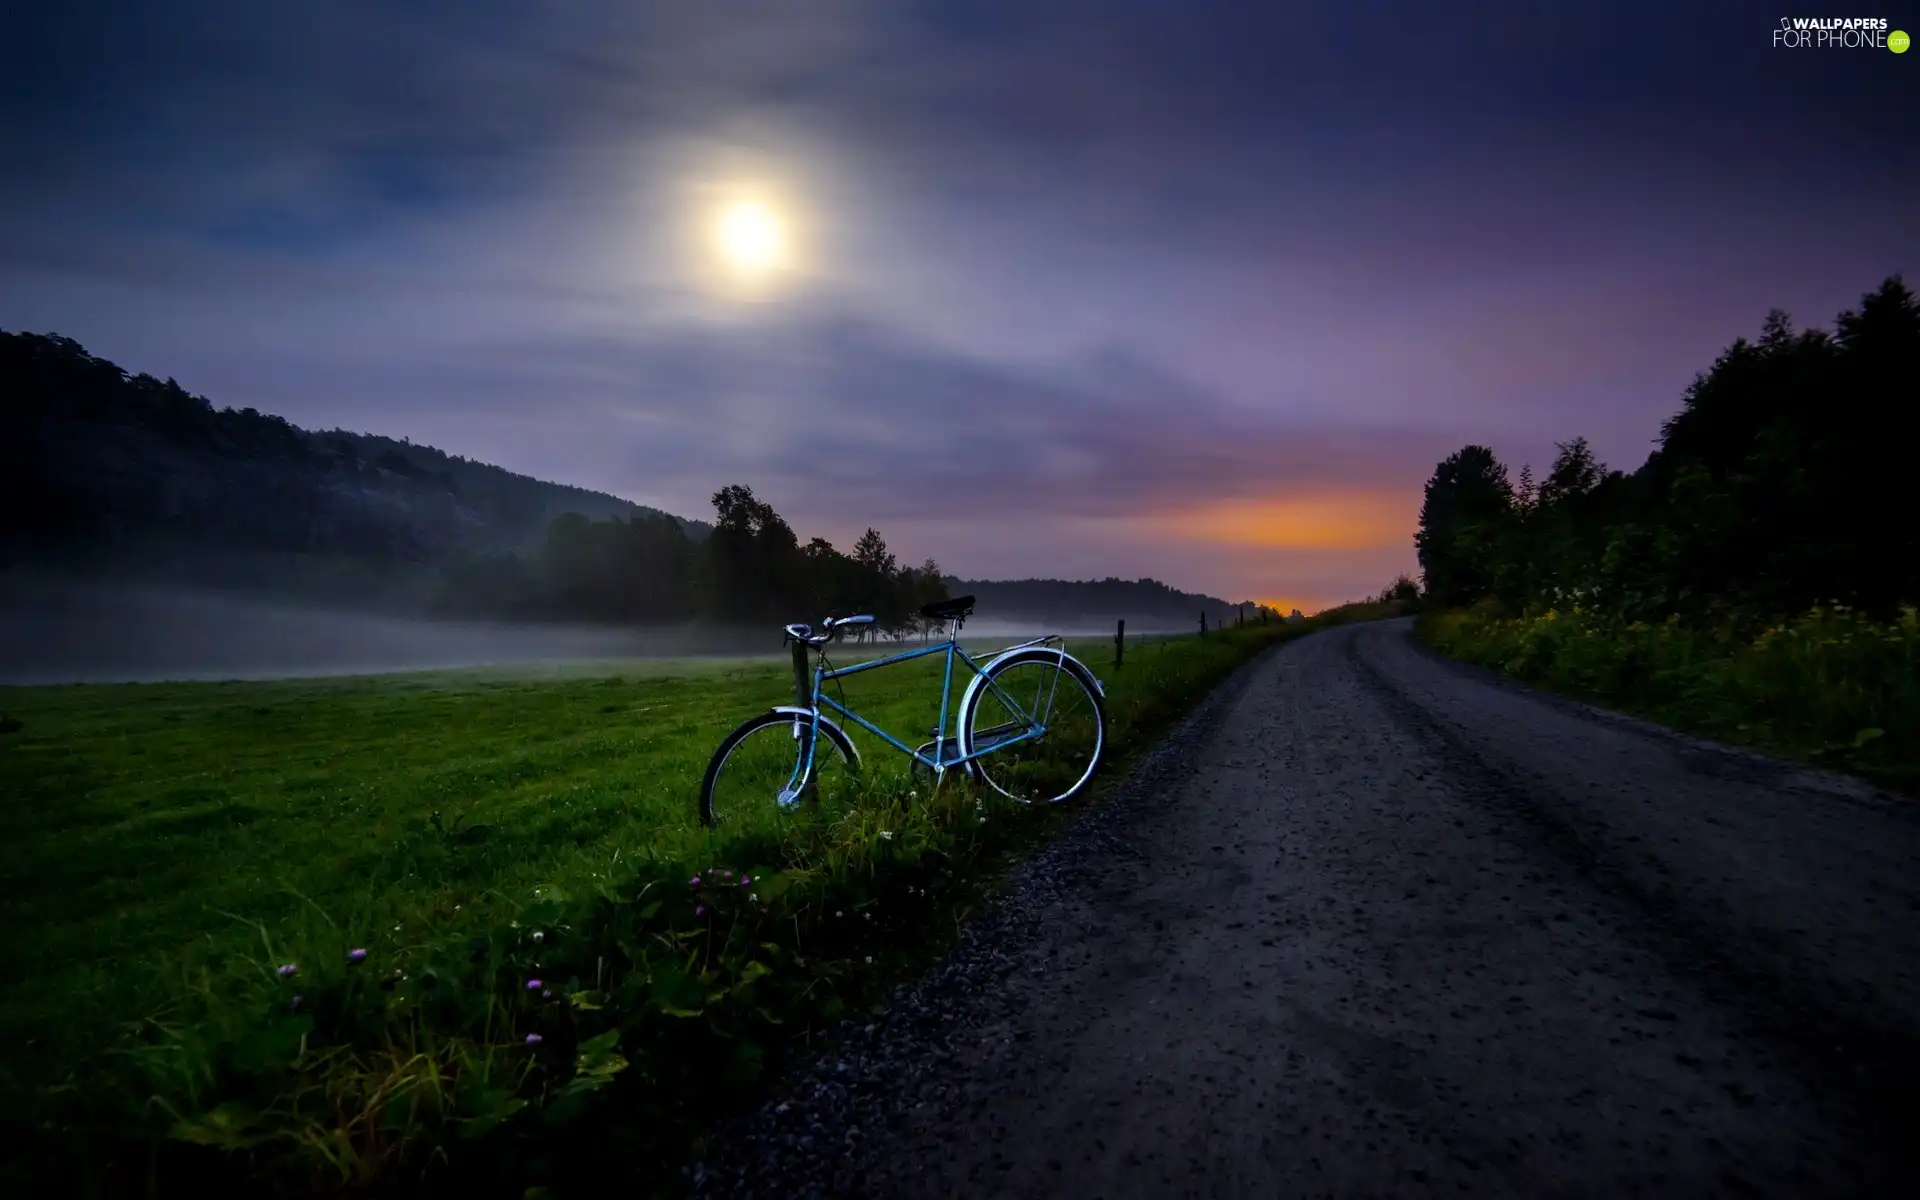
[947,576,1274,631]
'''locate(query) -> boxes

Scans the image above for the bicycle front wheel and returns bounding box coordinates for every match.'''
[699,711,858,828]
[960,650,1106,804]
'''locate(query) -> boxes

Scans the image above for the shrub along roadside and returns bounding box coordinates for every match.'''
[28,612,1372,1197]
[1417,604,1920,794]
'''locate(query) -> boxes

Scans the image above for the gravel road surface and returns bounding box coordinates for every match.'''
[694,619,1919,1199]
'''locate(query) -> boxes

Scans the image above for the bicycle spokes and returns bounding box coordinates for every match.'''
[967,658,1104,803]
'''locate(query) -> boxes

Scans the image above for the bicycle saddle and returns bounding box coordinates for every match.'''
[919,595,976,621]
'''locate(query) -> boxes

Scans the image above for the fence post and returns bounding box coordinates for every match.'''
[1199,611,1208,638]
[1115,618,1125,668]
[789,637,817,804]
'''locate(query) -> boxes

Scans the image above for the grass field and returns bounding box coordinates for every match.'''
[0,620,1332,1194]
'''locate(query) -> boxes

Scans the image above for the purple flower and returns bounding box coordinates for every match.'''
[276,963,297,979]
[740,875,752,888]
[526,979,543,991]
[347,948,367,964]
[695,906,707,917]
[525,1032,543,1046]
[689,875,701,888]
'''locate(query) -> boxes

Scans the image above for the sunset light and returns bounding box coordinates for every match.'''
[1142,492,1415,551]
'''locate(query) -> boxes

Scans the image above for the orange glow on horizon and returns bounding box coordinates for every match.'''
[1139,491,1415,551]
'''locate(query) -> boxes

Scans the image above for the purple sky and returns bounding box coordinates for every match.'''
[3,1,1915,609]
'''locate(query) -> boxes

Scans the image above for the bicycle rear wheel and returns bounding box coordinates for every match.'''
[960,650,1106,804]
[699,711,858,828]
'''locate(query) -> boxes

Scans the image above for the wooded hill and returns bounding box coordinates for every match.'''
[1,331,707,606]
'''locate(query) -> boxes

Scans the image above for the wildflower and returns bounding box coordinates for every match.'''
[277,963,297,979]
[865,956,873,964]
[879,831,894,841]
[979,817,987,824]
[525,1033,543,1047]
[290,995,303,1011]
[741,875,752,887]
[689,875,701,888]
[532,931,545,944]
[348,948,368,964]
[750,894,759,903]
[542,989,552,999]
[526,979,543,991]
[696,906,707,916]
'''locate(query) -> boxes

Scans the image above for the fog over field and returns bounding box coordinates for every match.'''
[0,576,1167,685]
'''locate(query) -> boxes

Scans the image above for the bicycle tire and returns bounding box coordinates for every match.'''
[958,649,1107,804]
[698,709,860,828]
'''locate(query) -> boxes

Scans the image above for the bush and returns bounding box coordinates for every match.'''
[1419,605,1920,791]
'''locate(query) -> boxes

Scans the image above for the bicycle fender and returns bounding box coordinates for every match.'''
[769,706,864,773]
[956,647,1104,736]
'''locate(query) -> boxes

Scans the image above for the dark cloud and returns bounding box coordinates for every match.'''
[524,313,1451,521]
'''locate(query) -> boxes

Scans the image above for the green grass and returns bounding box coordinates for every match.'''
[0,620,1329,1195]
[1418,604,1920,794]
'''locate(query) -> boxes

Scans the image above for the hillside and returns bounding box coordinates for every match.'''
[947,576,1275,631]
[1,331,709,603]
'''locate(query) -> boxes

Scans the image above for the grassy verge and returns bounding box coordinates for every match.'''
[0,613,1353,1195]
[1417,604,1920,794]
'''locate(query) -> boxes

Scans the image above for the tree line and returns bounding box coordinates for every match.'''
[1415,274,1917,624]
[435,484,953,635]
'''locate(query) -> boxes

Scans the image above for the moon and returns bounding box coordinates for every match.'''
[713,200,789,276]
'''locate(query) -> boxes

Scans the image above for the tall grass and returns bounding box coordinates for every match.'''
[1419,604,1920,791]
[0,616,1343,1194]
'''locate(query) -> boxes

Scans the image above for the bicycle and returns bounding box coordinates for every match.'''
[698,595,1108,827]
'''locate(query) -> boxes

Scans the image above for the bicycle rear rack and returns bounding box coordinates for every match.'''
[982,633,1065,656]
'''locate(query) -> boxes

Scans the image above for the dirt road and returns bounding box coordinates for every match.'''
[705,619,1920,1198]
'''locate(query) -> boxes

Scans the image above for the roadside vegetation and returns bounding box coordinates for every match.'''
[1411,274,1918,792]
[1421,605,1918,791]
[0,604,1387,1194]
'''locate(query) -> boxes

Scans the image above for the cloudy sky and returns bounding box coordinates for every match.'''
[3,1,1915,610]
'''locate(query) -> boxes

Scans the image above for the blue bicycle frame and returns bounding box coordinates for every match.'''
[793,634,1064,782]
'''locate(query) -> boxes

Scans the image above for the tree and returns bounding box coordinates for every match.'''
[702,484,804,621]
[1415,444,1514,608]
[1414,273,1920,622]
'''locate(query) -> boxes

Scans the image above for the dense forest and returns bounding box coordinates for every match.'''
[434,485,954,636]
[1415,274,1917,623]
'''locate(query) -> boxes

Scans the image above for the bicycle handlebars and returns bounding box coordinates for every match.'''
[783,613,875,647]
